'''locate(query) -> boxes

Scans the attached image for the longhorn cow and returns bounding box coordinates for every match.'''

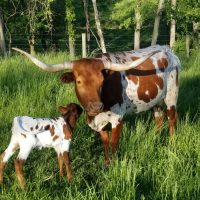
[12,45,181,165]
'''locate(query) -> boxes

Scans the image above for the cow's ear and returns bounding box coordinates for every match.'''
[58,106,68,114]
[60,72,75,83]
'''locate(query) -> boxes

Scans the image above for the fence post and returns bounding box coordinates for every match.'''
[82,33,86,58]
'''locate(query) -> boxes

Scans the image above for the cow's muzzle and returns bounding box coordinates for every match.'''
[85,102,104,116]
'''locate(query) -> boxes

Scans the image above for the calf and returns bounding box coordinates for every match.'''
[0,103,82,189]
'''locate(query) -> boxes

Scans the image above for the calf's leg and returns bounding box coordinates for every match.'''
[62,151,72,181]
[14,159,25,190]
[0,141,19,184]
[57,154,64,177]
[14,145,32,189]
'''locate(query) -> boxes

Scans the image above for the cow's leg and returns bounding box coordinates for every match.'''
[99,130,110,166]
[57,153,64,177]
[62,151,72,181]
[153,106,165,132]
[0,141,19,184]
[166,106,177,137]
[110,121,123,154]
[14,145,32,189]
[164,67,179,137]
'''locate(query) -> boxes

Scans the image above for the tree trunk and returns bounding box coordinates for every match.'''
[151,0,165,46]
[0,8,6,57]
[193,22,199,49]
[92,0,106,53]
[41,29,47,52]
[170,0,176,48]
[134,3,142,50]
[66,0,76,59]
[68,36,75,58]
[83,0,90,54]
[29,34,35,55]
[186,34,190,58]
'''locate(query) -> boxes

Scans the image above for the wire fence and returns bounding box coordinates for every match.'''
[4,29,171,56]
[6,33,172,54]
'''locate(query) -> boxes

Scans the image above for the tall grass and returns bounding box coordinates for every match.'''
[0,50,200,200]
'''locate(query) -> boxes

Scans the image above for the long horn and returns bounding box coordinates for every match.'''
[12,48,73,72]
[103,50,160,71]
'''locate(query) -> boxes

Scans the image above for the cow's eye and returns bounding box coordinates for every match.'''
[77,80,81,84]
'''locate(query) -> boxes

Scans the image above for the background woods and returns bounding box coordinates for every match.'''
[0,0,199,57]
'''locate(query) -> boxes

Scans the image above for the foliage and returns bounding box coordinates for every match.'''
[65,0,76,42]
[166,0,200,34]
[0,0,199,52]
[0,50,199,199]
[110,0,157,28]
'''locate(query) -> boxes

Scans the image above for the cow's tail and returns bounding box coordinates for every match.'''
[164,46,181,70]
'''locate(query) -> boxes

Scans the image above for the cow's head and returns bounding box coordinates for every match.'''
[12,48,158,116]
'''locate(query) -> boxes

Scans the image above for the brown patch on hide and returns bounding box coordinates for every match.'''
[12,143,19,153]
[167,106,176,120]
[157,58,168,72]
[44,125,50,130]
[167,105,177,137]
[49,125,55,136]
[63,124,72,140]
[126,57,164,103]
[21,133,26,138]
[53,135,59,141]
[101,71,123,109]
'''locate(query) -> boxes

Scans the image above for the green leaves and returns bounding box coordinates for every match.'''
[65,0,76,42]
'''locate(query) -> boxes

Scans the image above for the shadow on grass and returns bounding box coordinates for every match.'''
[178,75,200,122]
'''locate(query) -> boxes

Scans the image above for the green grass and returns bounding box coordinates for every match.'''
[0,50,200,200]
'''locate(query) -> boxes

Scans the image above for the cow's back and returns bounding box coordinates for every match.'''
[102,45,181,115]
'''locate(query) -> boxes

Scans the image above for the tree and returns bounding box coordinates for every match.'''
[169,0,176,48]
[92,0,106,53]
[193,22,199,49]
[169,0,200,54]
[0,7,6,56]
[23,0,53,54]
[151,0,165,45]
[134,1,142,49]
[66,0,76,58]
[111,0,157,49]
[82,0,90,55]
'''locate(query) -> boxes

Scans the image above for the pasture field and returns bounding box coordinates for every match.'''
[0,50,200,200]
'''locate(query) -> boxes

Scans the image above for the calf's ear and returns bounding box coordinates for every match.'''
[59,106,68,114]
[60,72,75,83]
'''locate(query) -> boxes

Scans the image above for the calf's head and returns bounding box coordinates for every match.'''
[12,48,158,117]
[59,103,83,129]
